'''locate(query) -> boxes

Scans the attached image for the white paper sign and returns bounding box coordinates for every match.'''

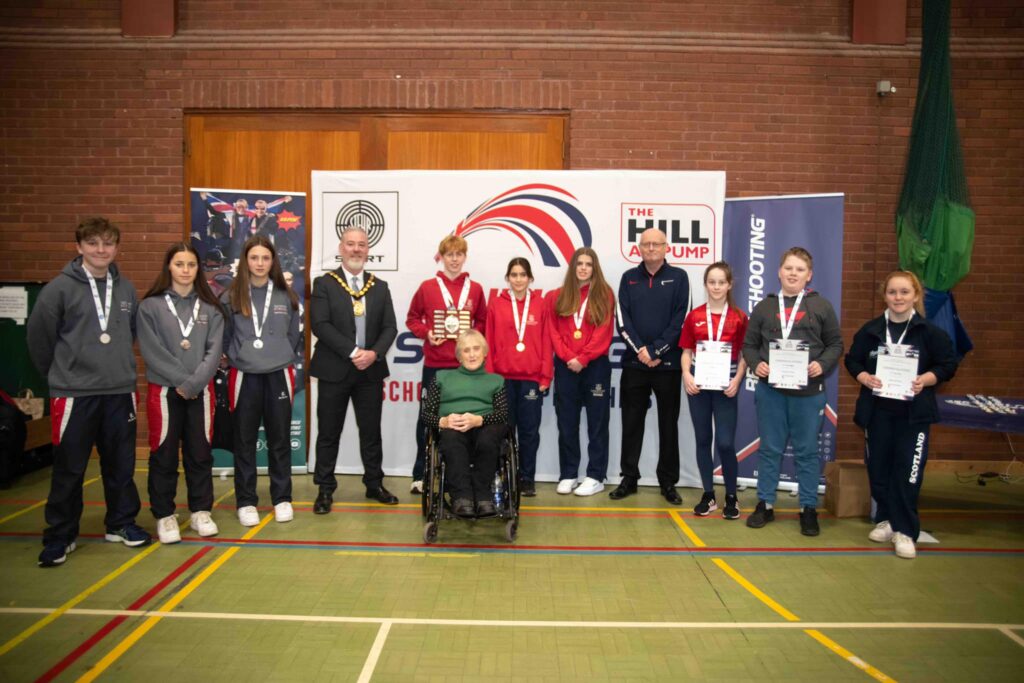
[768,338,809,389]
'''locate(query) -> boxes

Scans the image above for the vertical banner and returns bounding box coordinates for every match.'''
[189,188,308,472]
[311,170,726,487]
[723,194,844,490]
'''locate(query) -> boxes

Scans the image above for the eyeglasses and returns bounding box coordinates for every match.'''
[640,242,667,250]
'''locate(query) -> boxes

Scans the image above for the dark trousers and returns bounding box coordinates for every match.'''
[554,356,611,482]
[230,368,294,507]
[146,383,215,519]
[865,409,930,541]
[505,379,543,483]
[44,394,141,544]
[439,423,505,502]
[618,368,681,486]
[314,375,385,492]
[412,365,440,481]
[686,387,739,495]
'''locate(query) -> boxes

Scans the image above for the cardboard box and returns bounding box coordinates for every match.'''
[824,460,871,519]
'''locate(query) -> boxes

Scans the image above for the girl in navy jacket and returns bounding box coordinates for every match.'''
[845,270,957,559]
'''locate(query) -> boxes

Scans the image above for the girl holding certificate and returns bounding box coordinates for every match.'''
[679,262,748,519]
[138,243,224,543]
[741,247,843,536]
[485,258,552,497]
[221,236,303,527]
[844,271,957,559]
[545,248,616,497]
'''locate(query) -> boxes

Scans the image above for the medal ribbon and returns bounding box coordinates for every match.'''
[165,294,200,340]
[85,269,113,334]
[436,275,471,311]
[883,309,913,348]
[572,293,589,336]
[250,281,273,342]
[509,289,532,348]
[705,304,728,343]
[777,290,805,341]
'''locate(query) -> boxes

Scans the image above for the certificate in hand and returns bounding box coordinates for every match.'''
[873,344,919,401]
[694,341,732,390]
[768,339,809,389]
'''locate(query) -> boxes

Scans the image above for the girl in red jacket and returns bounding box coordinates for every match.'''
[545,247,615,497]
[679,261,748,520]
[485,257,552,497]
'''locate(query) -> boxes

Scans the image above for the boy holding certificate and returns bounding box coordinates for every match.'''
[844,271,957,559]
[679,262,748,520]
[741,247,843,536]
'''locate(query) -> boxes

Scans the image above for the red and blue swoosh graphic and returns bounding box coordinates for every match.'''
[451,184,592,266]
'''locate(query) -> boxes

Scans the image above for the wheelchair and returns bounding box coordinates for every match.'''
[421,426,521,544]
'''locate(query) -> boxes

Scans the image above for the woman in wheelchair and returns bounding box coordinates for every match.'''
[421,330,509,518]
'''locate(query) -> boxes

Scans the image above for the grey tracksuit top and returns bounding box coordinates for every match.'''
[741,290,843,397]
[220,283,302,374]
[26,258,137,398]
[137,289,224,398]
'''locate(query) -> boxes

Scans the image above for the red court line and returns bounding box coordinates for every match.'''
[34,546,213,683]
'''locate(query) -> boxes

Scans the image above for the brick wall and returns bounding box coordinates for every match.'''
[1,0,1021,459]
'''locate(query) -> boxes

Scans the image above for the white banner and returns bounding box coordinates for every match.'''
[311,170,726,487]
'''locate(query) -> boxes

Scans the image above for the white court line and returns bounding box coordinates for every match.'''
[357,621,391,683]
[0,607,1020,632]
[1000,627,1024,648]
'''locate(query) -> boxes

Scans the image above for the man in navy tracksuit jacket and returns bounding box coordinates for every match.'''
[613,228,690,504]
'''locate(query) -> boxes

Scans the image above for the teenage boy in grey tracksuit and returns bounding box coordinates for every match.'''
[27,217,151,568]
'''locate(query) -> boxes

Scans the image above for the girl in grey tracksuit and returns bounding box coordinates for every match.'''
[221,236,302,525]
[137,242,224,542]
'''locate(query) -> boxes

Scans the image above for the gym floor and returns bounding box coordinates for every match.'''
[0,463,1021,682]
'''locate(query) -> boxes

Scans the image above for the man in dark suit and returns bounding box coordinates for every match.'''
[309,226,399,511]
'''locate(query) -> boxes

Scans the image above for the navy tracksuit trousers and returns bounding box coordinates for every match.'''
[504,379,544,483]
[865,406,930,541]
[44,394,141,545]
[553,356,611,482]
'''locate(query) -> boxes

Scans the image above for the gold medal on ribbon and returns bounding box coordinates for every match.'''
[572,329,583,340]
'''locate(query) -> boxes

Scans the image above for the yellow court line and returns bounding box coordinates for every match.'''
[0,476,101,528]
[711,558,800,622]
[0,540,161,657]
[76,513,274,682]
[804,628,896,682]
[669,510,707,548]
[668,512,893,680]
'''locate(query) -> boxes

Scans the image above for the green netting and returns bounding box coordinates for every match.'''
[895,0,974,291]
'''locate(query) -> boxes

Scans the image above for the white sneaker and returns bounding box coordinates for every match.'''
[892,532,917,559]
[274,502,294,523]
[237,506,260,527]
[868,520,893,543]
[556,479,578,495]
[190,511,219,537]
[574,477,605,497]
[157,515,181,544]
[410,480,424,494]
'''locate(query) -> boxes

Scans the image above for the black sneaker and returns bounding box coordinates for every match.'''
[104,523,152,547]
[723,495,740,520]
[693,491,717,516]
[38,541,76,568]
[745,501,775,528]
[519,480,536,498]
[799,507,820,536]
